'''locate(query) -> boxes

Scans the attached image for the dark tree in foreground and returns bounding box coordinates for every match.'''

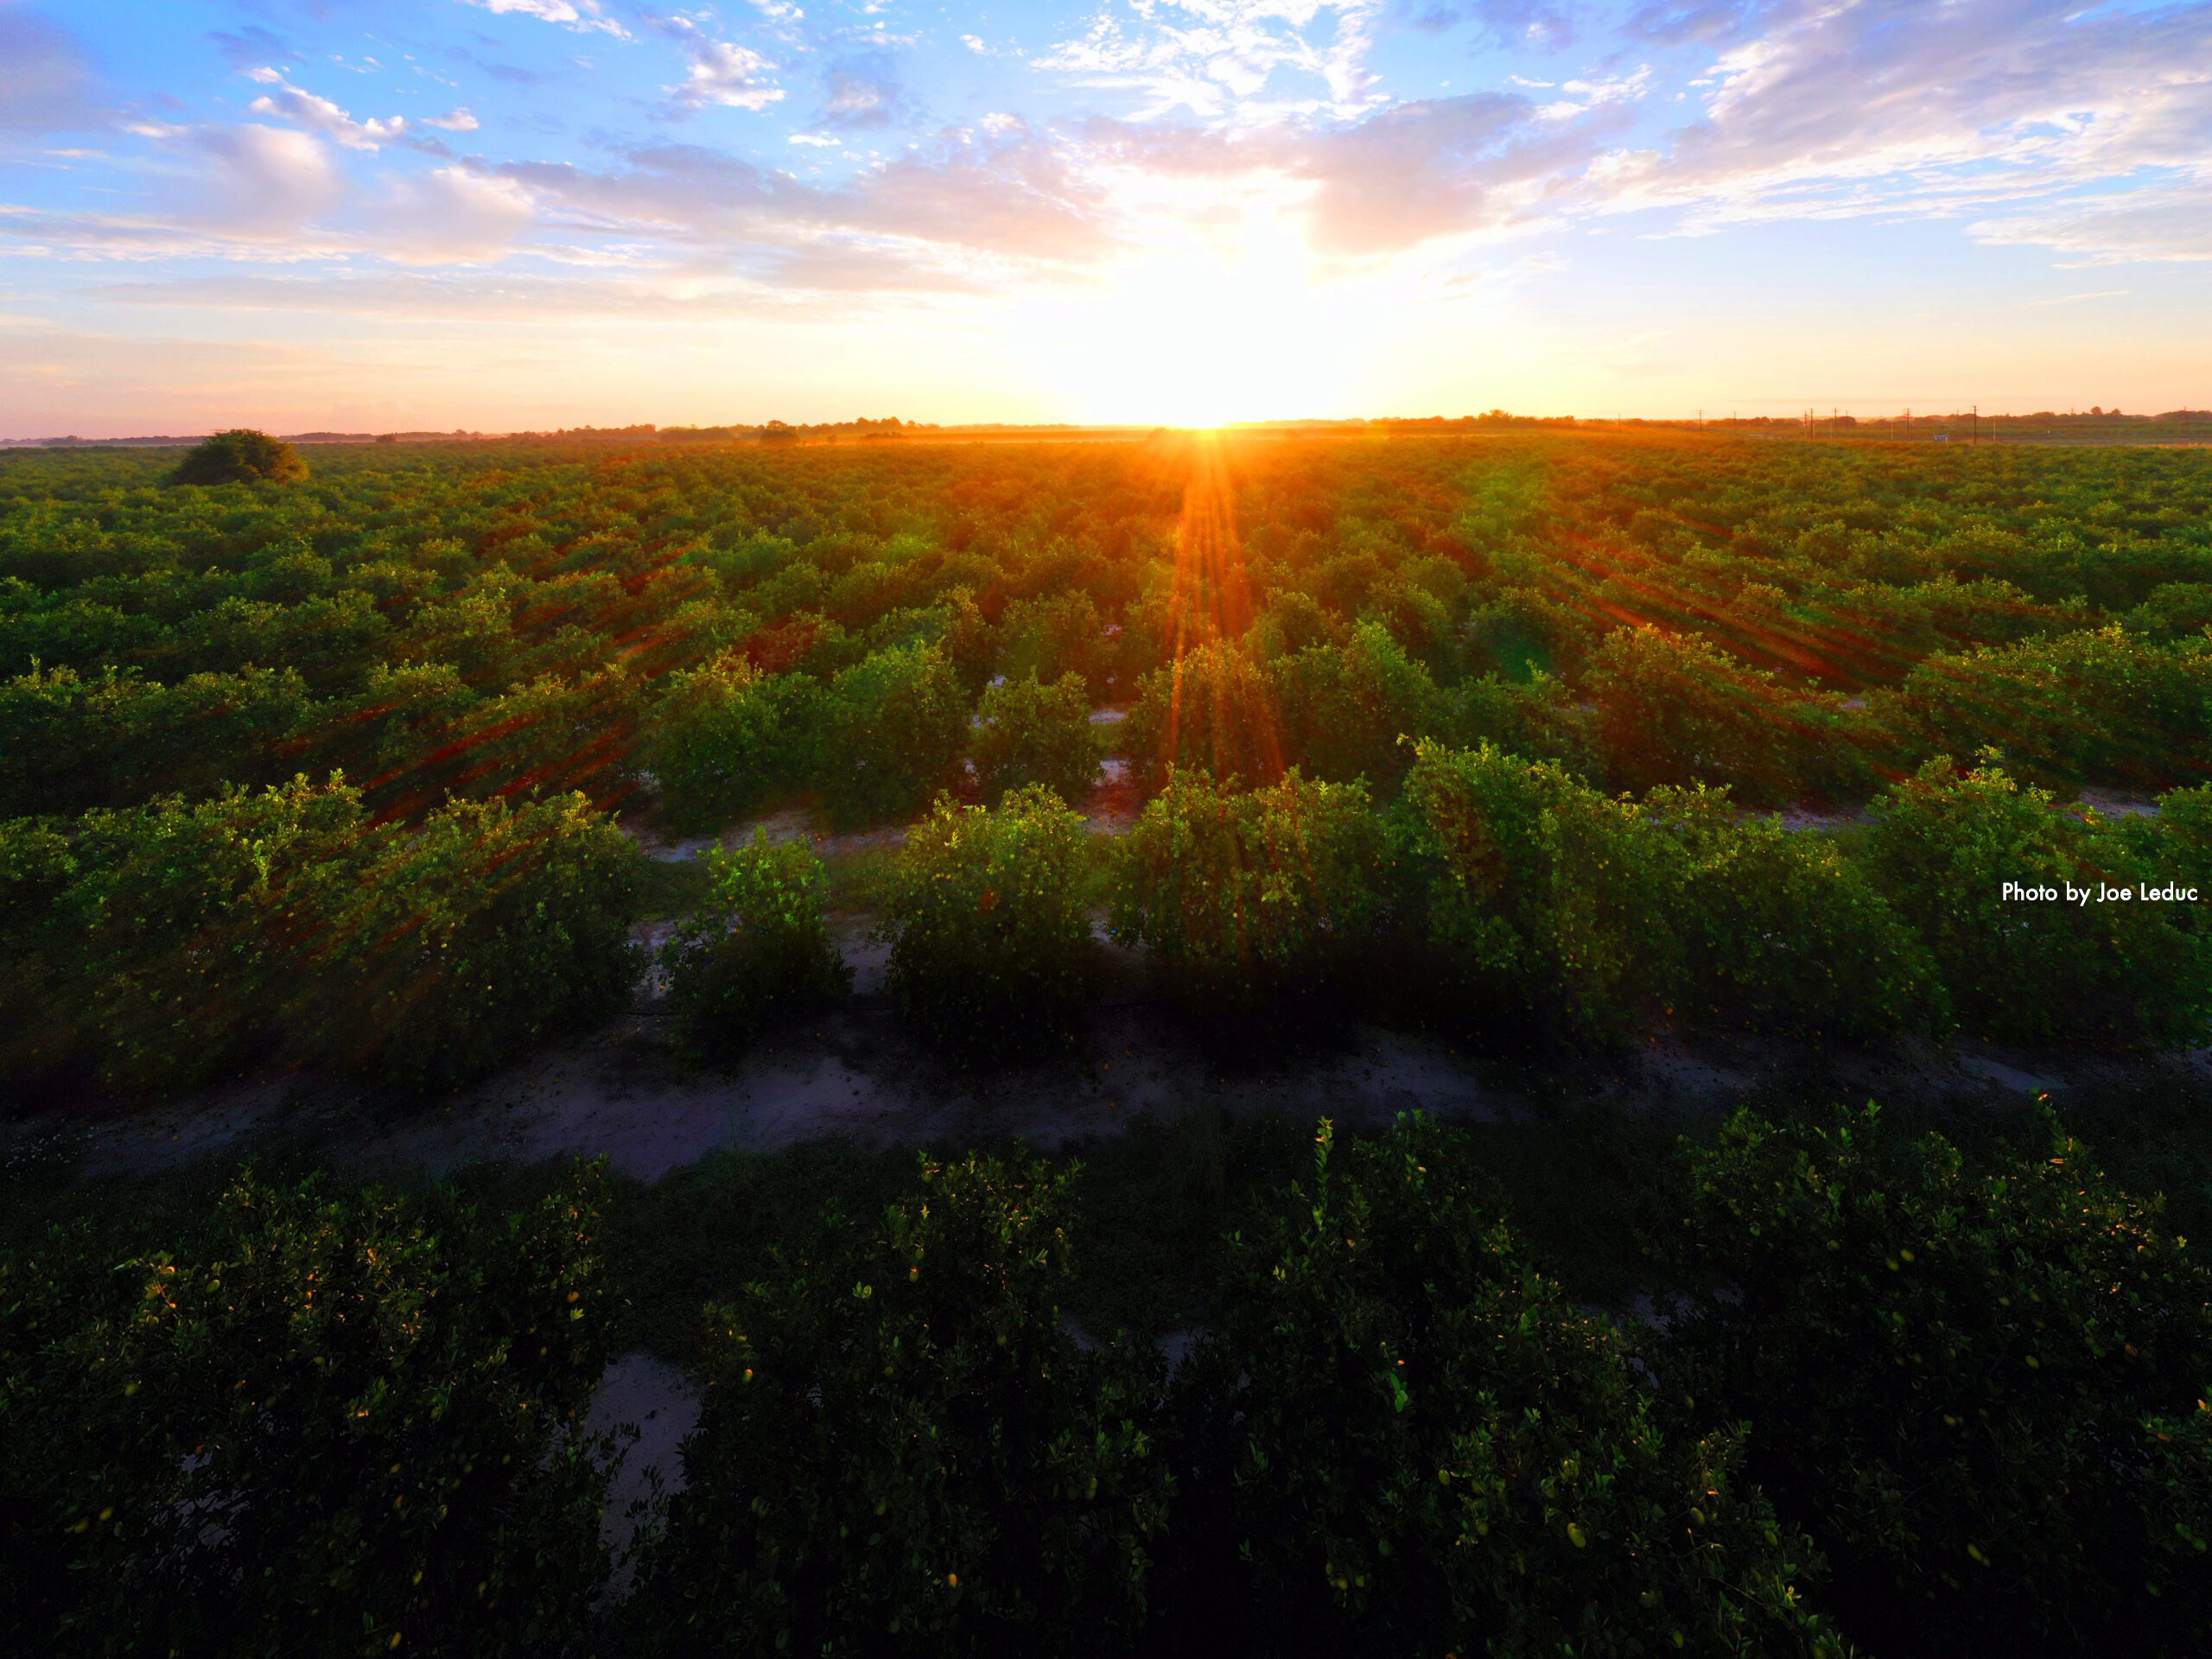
[627,1151,1173,1657]
[1165,1117,1845,1657]
[1666,1105,2212,1658]
[0,1166,619,1659]
[168,428,308,486]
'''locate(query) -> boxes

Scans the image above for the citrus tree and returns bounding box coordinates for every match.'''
[822,643,969,824]
[1665,1106,2212,1657]
[625,1151,1172,1657]
[1396,739,1683,1045]
[0,1164,619,1659]
[1164,1117,1846,1657]
[1862,758,2207,1046]
[643,652,821,834]
[970,671,1105,805]
[1107,766,1384,1011]
[875,786,1094,1058]
[660,830,849,1056]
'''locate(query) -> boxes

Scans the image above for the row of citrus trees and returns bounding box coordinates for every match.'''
[670,745,2212,1065]
[4,1109,2204,1657]
[7,738,2206,1104]
[0,777,638,1099]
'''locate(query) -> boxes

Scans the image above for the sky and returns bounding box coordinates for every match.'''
[1,0,2208,434]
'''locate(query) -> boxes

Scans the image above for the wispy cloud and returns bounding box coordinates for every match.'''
[459,0,630,39]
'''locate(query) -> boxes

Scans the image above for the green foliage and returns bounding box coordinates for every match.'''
[876,786,1095,1057]
[1648,786,1945,1039]
[1397,739,1682,1044]
[4,432,2212,1096]
[1863,758,2207,1046]
[660,831,849,1056]
[23,774,379,1093]
[1273,619,1452,788]
[1122,640,1284,794]
[5,778,640,1097]
[1166,1117,1844,1657]
[970,671,1106,805]
[1107,767,1384,1008]
[0,664,313,818]
[1892,626,2212,791]
[823,642,969,824]
[168,429,309,487]
[643,652,820,833]
[626,1151,1172,1657]
[1666,1106,2212,1657]
[0,1164,617,1659]
[1586,626,1807,804]
[307,790,643,1093]
[996,588,1112,684]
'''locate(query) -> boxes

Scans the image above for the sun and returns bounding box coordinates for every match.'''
[1007,191,1358,427]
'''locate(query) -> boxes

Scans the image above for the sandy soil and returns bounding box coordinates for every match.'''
[22,978,2192,1191]
[624,804,909,864]
[585,1350,702,1592]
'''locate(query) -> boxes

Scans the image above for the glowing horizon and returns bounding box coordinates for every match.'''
[3,0,2209,439]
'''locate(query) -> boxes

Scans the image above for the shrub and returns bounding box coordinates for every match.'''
[1585,625,1801,804]
[1862,758,2207,1046]
[1647,786,1946,1039]
[626,1151,1171,1657]
[312,791,642,1092]
[1273,620,1452,789]
[1122,640,1284,794]
[875,787,1094,1057]
[0,664,313,819]
[1396,739,1683,1044]
[822,643,969,824]
[970,671,1105,805]
[996,589,1112,685]
[661,831,849,1056]
[1665,1106,2212,1657]
[168,429,309,487]
[1893,626,2212,791]
[1107,767,1384,1010]
[643,653,820,834]
[1165,1117,1844,1657]
[32,775,383,1094]
[10,780,641,1097]
[0,1164,618,1659]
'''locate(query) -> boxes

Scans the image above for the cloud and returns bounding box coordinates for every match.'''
[208,27,297,73]
[1403,0,1574,50]
[491,126,1117,271]
[1621,1,1770,47]
[1601,0,2212,231]
[459,0,630,38]
[374,167,537,264]
[1037,0,1387,123]
[658,16,785,111]
[817,54,912,130]
[187,124,345,234]
[1076,86,1610,257]
[424,108,481,132]
[0,4,104,133]
[1972,184,2212,266]
[245,73,411,150]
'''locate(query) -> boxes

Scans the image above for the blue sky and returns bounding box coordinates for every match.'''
[2,0,2207,432]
